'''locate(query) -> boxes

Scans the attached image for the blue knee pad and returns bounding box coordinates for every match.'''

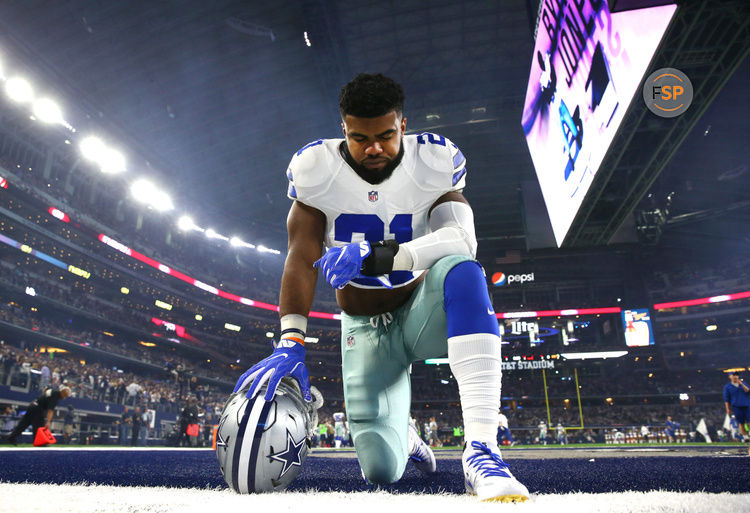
[444,261,500,338]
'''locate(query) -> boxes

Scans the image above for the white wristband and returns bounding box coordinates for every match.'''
[280,314,308,336]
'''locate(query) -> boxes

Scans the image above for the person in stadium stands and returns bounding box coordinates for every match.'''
[63,404,75,444]
[724,371,750,441]
[126,381,142,406]
[1,405,16,433]
[138,406,150,446]
[2,352,17,385]
[131,406,143,446]
[2,385,70,445]
[497,411,514,446]
[235,73,528,501]
[39,363,50,390]
[665,416,679,443]
[118,406,130,445]
[175,395,199,447]
[640,424,650,443]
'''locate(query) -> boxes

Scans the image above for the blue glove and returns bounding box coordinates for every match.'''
[314,242,392,289]
[233,338,311,402]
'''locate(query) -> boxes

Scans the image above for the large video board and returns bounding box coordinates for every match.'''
[621,308,655,347]
[521,1,676,246]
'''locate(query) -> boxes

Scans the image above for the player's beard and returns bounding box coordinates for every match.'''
[340,141,404,185]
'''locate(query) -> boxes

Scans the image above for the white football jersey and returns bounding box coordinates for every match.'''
[286,133,467,289]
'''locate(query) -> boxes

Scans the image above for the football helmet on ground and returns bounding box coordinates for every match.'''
[216,377,323,493]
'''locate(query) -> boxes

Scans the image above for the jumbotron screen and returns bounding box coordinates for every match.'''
[621,308,655,347]
[521,1,676,246]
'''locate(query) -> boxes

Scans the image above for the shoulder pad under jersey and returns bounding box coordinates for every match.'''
[410,132,467,192]
[286,139,341,202]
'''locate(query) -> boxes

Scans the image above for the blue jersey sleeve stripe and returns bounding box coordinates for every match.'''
[452,149,465,169]
[288,184,297,199]
[296,139,323,156]
[452,167,467,186]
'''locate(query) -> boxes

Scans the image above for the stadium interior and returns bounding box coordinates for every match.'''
[0,0,749,511]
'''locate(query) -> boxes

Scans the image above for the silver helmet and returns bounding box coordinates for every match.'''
[216,378,323,493]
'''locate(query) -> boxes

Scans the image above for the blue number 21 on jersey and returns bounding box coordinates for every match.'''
[333,213,415,287]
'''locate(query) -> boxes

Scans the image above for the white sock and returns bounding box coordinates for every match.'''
[448,333,502,444]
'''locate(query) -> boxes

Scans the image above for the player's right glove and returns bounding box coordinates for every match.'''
[233,336,311,402]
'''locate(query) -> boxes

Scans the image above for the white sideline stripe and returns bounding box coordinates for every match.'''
[237,397,265,493]
[0,483,748,513]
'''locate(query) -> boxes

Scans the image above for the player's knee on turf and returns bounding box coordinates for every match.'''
[355,430,405,484]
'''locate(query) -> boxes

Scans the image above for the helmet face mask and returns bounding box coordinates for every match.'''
[216,378,322,493]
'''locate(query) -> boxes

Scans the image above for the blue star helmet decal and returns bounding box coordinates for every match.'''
[269,429,306,478]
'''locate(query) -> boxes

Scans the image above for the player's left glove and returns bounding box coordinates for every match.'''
[233,337,311,402]
[313,241,394,289]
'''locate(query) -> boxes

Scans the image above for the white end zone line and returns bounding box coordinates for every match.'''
[0,483,749,513]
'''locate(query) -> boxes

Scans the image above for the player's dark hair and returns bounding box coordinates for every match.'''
[339,73,404,118]
[731,372,740,376]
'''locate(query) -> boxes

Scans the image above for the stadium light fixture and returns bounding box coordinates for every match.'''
[48,207,70,223]
[99,147,126,174]
[32,98,63,124]
[80,136,107,162]
[257,245,281,255]
[5,76,33,103]
[225,323,241,332]
[177,215,195,231]
[151,189,174,212]
[265,332,274,338]
[154,299,172,311]
[194,314,203,321]
[705,324,717,332]
[205,229,228,241]
[131,179,174,211]
[230,236,256,249]
[131,179,155,201]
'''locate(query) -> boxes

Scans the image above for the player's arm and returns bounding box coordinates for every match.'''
[45,408,53,428]
[359,190,477,276]
[280,200,326,317]
[233,200,325,402]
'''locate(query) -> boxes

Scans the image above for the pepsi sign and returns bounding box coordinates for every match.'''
[492,272,535,286]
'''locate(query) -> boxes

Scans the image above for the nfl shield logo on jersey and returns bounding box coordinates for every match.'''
[346,335,355,348]
[368,190,378,202]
